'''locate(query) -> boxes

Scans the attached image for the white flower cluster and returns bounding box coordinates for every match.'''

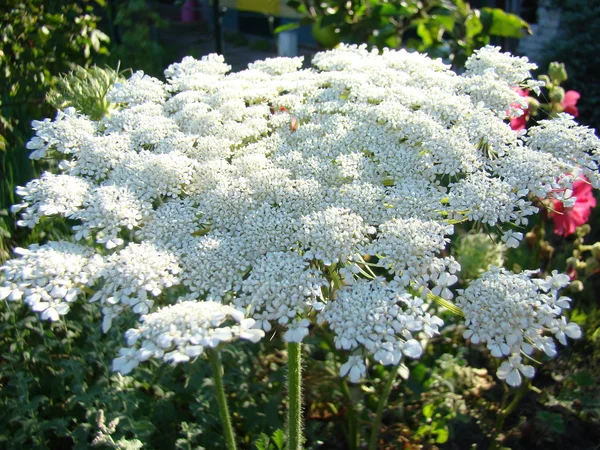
[26,107,96,160]
[299,207,375,265]
[464,46,539,86]
[318,279,443,382]
[456,268,582,386]
[235,251,327,342]
[11,173,90,227]
[369,218,455,287]
[0,242,102,321]
[525,114,600,188]
[107,71,167,106]
[113,301,264,374]
[3,45,595,382]
[90,242,181,331]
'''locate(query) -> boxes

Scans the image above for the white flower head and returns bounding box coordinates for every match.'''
[113,301,264,374]
[0,241,102,320]
[457,267,582,386]
[319,279,442,381]
[2,45,595,381]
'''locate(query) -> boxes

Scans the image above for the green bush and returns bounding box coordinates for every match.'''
[0,0,109,260]
[282,0,530,68]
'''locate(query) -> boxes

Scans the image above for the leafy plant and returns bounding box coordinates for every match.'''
[278,0,530,68]
[0,0,109,261]
[101,0,168,77]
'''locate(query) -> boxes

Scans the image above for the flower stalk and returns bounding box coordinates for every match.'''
[489,381,529,450]
[368,363,400,450]
[340,378,360,450]
[287,342,303,450]
[208,348,237,450]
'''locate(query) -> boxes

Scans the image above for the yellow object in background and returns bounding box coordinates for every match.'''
[236,0,280,15]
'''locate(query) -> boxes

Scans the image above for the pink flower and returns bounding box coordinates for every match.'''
[562,90,580,117]
[551,176,596,236]
[510,88,529,131]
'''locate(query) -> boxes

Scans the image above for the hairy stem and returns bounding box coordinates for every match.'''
[207,348,237,450]
[287,342,303,450]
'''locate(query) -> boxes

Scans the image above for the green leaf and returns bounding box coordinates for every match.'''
[272,429,285,449]
[481,8,531,38]
[432,14,455,31]
[570,370,594,387]
[464,13,483,39]
[274,17,313,34]
[376,3,416,17]
[434,426,449,443]
[536,411,565,434]
[423,403,435,418]
[416,20,434,47]
[274,22,301,34]
[255,434,270,450]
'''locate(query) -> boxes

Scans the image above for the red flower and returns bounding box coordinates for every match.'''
[510,88,529,131]
[562,90,580,117]
[551,176,596,236]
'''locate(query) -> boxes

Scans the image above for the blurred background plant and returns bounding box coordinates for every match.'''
[0,0,109,262]
[100,0,168,77]
[280,0,530,68]
[539,0,600,134]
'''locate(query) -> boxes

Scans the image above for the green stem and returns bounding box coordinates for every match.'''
[207,349,237,450]
[287,342,303,450]
[368,364,399,450]
[340,378,359,450]
[490,382,529,450]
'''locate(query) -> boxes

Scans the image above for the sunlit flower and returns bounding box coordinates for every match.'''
[2,45,594,385]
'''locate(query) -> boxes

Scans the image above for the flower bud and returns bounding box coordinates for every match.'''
[591,242,600,260]
[528,97,540,116]
[549,86,565,103]
[585,257,599,274]
[538,74,551,86]
[569,280,584,292]
[548,62,568,84]
[576,223,591,237]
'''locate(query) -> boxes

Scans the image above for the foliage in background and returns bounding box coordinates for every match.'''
[279,0,530,68]
[0,0,109,261]
[101,0,168,77]
[0,300,287,449]
[540,0,600,134]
